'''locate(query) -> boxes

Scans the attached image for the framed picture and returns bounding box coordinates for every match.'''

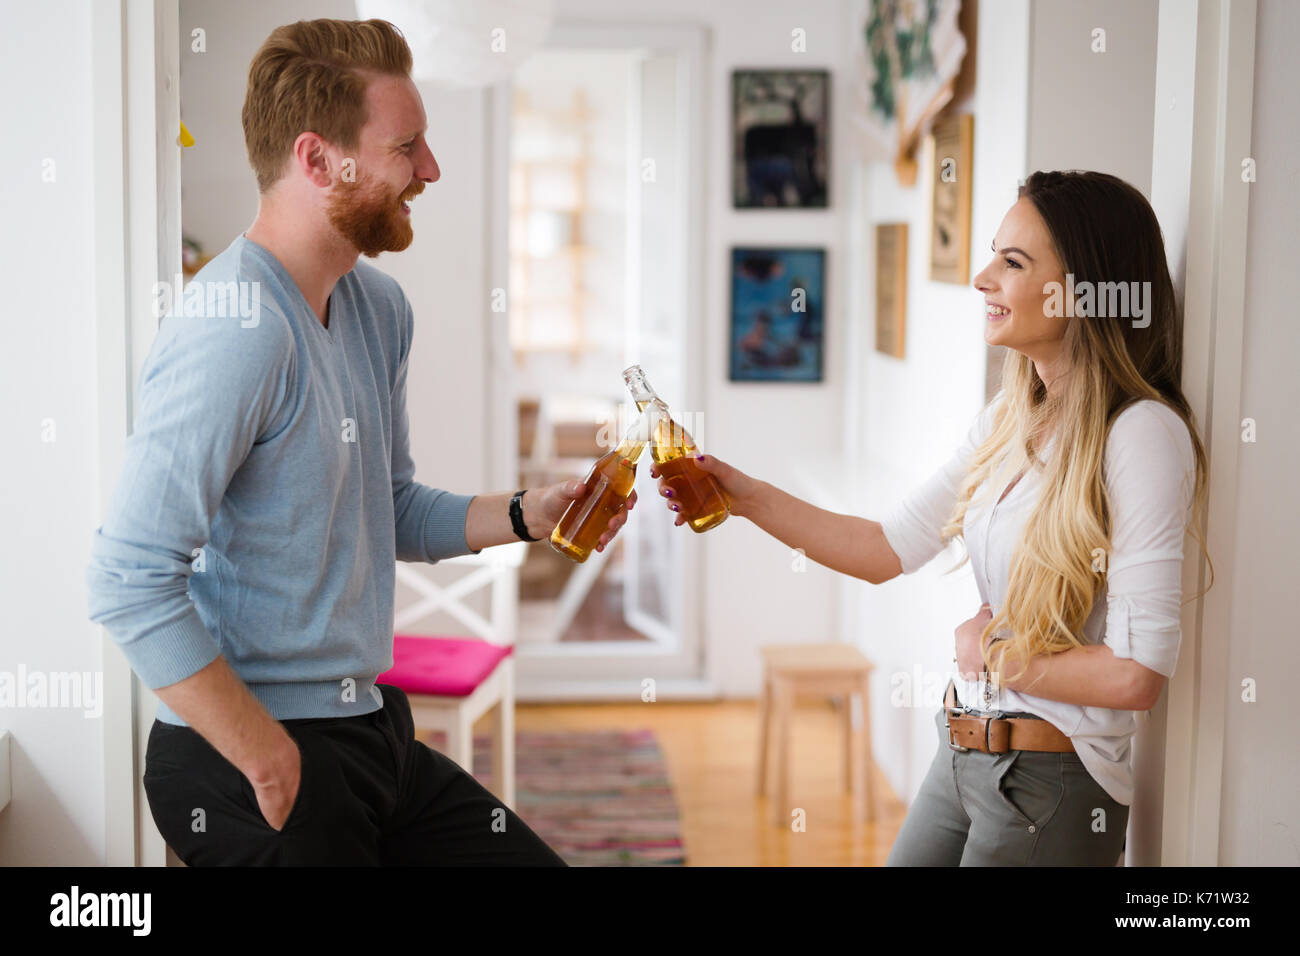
[729,247,826,382]
[733,70,829,208]
[929,111,973,284]
[853,0,969,185]
[874,223,908,359]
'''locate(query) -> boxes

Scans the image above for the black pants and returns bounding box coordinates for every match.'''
[142,682,566,866]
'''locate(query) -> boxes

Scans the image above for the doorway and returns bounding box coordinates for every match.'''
[491,24,711,696]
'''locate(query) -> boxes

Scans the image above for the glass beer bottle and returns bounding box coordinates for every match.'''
[549,405,656,563]
[622,364,731,533]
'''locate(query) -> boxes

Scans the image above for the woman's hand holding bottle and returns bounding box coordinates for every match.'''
[648,454,764,524]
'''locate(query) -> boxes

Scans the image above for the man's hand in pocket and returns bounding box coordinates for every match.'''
[247,731,301,831]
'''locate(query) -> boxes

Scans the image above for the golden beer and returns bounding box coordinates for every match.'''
[622,365,731,533]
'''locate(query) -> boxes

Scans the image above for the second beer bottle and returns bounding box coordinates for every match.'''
[549,404,657,563]
[622,364,731,533]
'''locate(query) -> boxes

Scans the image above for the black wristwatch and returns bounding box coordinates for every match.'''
[509,489,544,542]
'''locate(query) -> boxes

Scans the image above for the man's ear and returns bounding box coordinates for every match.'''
[290,131,337,188]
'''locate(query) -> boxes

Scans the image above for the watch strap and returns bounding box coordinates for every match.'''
[509,489,543,542]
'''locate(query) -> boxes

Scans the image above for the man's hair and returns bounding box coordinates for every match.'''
[242,18,412,192]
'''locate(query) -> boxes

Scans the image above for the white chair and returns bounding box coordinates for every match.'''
[383,540,527,809]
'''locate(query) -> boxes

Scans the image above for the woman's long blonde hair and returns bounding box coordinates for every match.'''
[940,170,1213,693]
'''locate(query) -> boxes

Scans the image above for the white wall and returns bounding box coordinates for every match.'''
[0,0,104,864]
[1218,0,1300,867]
[1026,0,1159,194]
[376,83,492,496]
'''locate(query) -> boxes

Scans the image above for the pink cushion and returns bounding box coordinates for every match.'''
[379,634,513,697]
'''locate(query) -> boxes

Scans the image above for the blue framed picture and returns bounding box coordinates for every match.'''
[729,247,826,382]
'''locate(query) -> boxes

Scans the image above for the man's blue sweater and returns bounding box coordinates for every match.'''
[85,235,477,726]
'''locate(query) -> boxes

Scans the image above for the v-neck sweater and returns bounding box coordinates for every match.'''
[86,235,477,725]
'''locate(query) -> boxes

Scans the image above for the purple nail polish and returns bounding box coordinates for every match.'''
[671,504,679,512]
[696,455,705,461]
[665,489,674,497]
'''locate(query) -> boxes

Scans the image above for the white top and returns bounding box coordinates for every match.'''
[880,390,1196,805]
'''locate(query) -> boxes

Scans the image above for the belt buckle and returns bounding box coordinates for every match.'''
[944,689,971,752]
[945,706,972,752]
[946,709,1007,754]
[946,720,969,752]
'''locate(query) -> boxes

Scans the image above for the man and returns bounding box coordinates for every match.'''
[85,17,635,865]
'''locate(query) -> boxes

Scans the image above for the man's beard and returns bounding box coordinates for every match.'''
[325,171,423,258]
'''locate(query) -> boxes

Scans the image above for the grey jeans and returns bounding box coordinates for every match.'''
[885,706,1128,866]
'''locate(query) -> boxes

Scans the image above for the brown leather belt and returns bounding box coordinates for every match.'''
[944,679,1075,754]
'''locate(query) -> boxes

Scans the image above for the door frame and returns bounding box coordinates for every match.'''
[1148,0,1256,867]
[94,0,181,866]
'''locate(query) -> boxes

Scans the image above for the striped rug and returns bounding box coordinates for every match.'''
[422,728,686,866]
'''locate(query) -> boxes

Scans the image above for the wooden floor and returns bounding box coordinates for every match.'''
[514,699,908,866]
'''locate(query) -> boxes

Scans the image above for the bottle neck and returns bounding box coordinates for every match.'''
[611,404,658,463]
[623,365,661,410]
[613,435,648,464]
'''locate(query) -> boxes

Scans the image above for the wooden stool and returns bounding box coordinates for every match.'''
[757,643,876,826]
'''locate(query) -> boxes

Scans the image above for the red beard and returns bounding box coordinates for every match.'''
[326,172,424,257]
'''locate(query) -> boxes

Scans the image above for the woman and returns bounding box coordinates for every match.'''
[650,170,1212,866]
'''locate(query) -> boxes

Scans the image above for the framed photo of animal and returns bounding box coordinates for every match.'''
[729,247,826,382]
[732,70,829,208]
